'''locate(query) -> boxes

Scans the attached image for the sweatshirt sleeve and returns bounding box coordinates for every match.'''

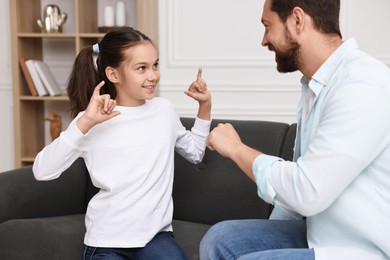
[32,117,87,181]
[175,116,211,164]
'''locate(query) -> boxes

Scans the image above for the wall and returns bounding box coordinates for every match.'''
[1,0,390,171]
[158,0,390,122]
[158,0,301,123]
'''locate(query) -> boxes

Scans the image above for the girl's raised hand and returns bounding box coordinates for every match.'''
[185,68,211,103]
[185,68,212,120]
[76,81,121,134]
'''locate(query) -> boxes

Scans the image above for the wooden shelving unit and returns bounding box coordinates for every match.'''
[10,0,158,167]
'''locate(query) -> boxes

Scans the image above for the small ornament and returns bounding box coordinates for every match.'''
[45,111,62,140]
[37,5,67,33]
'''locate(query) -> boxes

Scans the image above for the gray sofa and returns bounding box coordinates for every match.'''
[0,118,296,260]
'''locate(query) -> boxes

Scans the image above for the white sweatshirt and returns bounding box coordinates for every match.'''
[33,97,211,248]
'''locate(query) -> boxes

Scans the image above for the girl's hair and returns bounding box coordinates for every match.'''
[67,27,153,118]
[270,0,342,38]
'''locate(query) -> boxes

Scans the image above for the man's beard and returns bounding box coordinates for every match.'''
[269,29,301,73]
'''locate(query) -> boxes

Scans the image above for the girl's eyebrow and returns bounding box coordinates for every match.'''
[133,59,159,66]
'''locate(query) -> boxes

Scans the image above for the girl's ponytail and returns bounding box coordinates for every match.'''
[67,46,100,118]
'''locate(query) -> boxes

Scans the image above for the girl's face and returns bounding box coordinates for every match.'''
[110,41,160,106]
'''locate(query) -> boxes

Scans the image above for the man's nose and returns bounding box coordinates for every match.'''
[261,35,268,47]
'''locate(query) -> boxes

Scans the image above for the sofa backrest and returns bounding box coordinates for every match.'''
[81,118,297,224]
[173,118,296,225]
[0,158,90,222]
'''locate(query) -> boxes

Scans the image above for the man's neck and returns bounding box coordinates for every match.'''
[299,34,343,79]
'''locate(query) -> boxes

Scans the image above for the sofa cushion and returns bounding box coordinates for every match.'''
[0,215,208,260]
[0,214,85,260]
[172,219,211,260]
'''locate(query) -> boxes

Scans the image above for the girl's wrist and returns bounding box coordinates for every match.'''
[197,103,212,121]
[76,115,96,134]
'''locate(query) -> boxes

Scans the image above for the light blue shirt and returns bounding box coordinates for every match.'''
[253,38,390,260]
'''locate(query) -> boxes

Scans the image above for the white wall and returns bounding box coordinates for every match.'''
[158,0,390,122]
[158,0,300,123]
[1,0,390,171]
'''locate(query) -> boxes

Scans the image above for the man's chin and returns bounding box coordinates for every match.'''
[276,65,298,73]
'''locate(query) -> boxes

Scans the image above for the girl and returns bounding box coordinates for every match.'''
[33,27,212,260]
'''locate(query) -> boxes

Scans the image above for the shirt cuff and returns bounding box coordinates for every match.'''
[252,154,281,204]
[192,117,212,135]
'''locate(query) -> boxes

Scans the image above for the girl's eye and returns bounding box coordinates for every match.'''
[137,66,146,71]
[153,62,159,69]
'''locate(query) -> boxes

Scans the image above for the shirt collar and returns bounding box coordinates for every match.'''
[301,37,359,96]
[312,37,359,86]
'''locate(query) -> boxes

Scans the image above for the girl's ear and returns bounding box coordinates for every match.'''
[105,66,120,83]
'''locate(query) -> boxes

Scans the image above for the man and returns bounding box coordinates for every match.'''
[200,0,390,259]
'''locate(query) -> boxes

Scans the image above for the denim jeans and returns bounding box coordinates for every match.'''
[199,219,314,260]
[81,231,187,260]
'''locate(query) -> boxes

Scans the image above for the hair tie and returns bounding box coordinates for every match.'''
[92,43,100,54]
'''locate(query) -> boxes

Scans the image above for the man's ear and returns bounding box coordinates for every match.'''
[291,7,305,33]
[105,66,120,83]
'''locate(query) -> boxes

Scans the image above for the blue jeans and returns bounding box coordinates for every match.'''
[199,219,314,260]
[81,231,187,260]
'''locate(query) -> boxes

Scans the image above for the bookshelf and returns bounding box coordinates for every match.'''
[10,0,158,167]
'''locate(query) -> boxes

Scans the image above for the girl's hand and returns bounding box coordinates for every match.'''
[76,81,121,134]
[185,68,212,120]
[185,68,211,103]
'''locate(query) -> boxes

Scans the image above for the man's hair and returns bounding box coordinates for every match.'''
[270,0,342,38]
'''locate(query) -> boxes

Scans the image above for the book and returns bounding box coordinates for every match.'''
[33,60,64,96]
[25,60,49,96]
[19,58,38,96]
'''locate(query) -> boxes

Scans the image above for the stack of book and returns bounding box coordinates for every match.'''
[19,58,65,96]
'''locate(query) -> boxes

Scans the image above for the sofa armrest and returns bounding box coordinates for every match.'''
[0,158,88,223]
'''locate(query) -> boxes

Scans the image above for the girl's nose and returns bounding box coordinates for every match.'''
[148,69,159,82]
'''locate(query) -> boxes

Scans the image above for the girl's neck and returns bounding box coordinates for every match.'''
[116,98,146,107]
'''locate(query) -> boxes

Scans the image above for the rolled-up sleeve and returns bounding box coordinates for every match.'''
[252,154,282,204]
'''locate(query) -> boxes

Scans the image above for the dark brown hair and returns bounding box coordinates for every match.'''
[67,27,153,118]
[270,0,342,38]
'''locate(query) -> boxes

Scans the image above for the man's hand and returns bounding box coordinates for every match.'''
[207,123,243,158]
[207,123,262,181]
